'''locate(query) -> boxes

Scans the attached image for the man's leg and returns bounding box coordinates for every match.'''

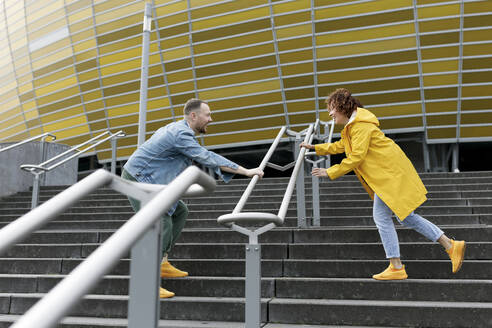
[161,200,189,278]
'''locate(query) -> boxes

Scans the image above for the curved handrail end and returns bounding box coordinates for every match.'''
[217,212,283,228]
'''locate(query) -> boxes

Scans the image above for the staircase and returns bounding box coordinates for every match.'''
[0,171,491,327]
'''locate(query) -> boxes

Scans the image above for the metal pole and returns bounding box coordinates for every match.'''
[311,164,320,226]
[245,243,261,328]
[138,3,152,147]
[452,143,460,173]
[31,173,40,209]
[111,137,117,175]
[294,135,307,228]
[128,197,162,328]
[422,134,430,172]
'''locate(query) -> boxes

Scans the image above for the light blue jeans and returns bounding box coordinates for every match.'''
[373,194,444,258]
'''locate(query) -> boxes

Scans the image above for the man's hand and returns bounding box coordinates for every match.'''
[299,142,315,150]
[312,167,328,177]
[247,167,264,179]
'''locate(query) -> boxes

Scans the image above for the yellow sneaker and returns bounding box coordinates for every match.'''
[161,261,188,278]
[159,287,175,298]
[446,240,466,273]
[372,264,408,281]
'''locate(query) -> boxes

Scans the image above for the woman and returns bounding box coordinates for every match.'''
[300,88,465,280]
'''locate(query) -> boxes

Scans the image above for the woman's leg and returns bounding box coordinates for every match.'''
[373,194,401,262]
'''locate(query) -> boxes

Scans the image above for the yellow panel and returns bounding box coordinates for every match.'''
[0,106,21,123]
[427,114,456,125]
[317,23,414,45]
[199,80,280,100]
[102,70,140,87]
[158,35,188,50]
[68,7,92,24]
[379,116,423,129]
[148,108,173,121]
[463,43,492,57]
[22,100,37,111]
[418,3,459,18]
[192,7,269,31]
[464,2,492,14]
[315,0,412,19]
[279,49,312,63]
[369,103,422,117]
[155,1,187,17]
[419,18,460,33]
[421,45,458,59]
[99,47,141,66]
[24,109,39,120]
[36,76,78,96]
[318,64,418,84]
[460,126,492,138]
[44,114,87,131]
[95,2,143,25]
[282,62,314,76]
[40,106,84,124]
[108,103,139,117]
[37,86,79,106]
[148,97,171,110]
[421,60,458,73]
[194,31,272,54]
[32,48,73,70]
[195,43,274,66]
[207,116,284,134]
[155,13,188,30]
[109,114,138,127]
[0,123,27,139]
[273,0,309,14]
[49,124,90,140]
[75,49,98,62]
[105,92,139,107]
[425,100,457,113]
[149,53,163,65]
[29,18,66,41]
[72,29,95,44]
[18,82,33,94]
[100,58,141,75]
[192,0,265,20]
[78,70,100,82]
[162,46,191,61]
[203,128,278,146]
[464,28,492,42]
[462,85,492,98]
[1,98,20,113]
[98,13,142,34]
[197,68,278,89]
[73,39,97,53]
[461,112,492,125]
[11,37,27,52]
[169,81,195,94]
[99,36,140,55]
[34,67,75,88]
[427,127,456,139]
[167,70,194,83]
[85,99,104,110]
[93,0,136,13]
[317,37,416,59]
[276,23,311,39]
[70,18,93,33]
[423,73,458,86]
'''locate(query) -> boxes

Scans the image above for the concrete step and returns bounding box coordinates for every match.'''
[268,298,492,327]
[1,294,269,322]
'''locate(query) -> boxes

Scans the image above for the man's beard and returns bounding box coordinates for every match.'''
[197,125,207,134]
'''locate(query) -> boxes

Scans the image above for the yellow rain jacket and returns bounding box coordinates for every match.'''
[315,107,427,220]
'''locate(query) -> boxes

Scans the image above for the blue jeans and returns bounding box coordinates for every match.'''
[373,194,444,258]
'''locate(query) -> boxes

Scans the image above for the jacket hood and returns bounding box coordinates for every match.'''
[348,107,379,127]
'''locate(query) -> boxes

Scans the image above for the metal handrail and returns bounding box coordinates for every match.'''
[20,130,126,209]
[0,166,215,328]
[217,122,316,228]
[0,133,56,154]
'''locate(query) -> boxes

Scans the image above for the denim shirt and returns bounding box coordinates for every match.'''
[123,119,238,215]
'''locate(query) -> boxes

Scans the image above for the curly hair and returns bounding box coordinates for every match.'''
[326,88,363,118]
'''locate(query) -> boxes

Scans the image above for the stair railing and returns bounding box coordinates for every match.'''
[20,130,125,209]
[216,122,316,328]
[0,165,216,328]
[304,119,335,226]
[0,132,56,154]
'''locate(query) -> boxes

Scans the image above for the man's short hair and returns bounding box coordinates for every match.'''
[184,98,207,116]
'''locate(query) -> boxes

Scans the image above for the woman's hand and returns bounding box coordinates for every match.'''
[299,142,315,150]
[247,167,264,179]
[312,167,328,177]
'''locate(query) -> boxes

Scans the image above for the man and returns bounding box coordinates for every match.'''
[122,98,264,298]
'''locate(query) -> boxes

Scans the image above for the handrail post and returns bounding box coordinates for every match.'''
[128,196,162,328]
[31,173,41,209]
[111,137,117,175]
[294,133,307,228]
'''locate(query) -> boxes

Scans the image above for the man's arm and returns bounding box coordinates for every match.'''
[220,165,264,179]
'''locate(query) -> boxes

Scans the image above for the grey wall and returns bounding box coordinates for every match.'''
[0,142,78,198]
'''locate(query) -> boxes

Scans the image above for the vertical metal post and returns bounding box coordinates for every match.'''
[452,143,460,173]
[111,137,117,175]
[245,244,261,328]
[311,163,320,226]
[138,3,152,147]
[128,196,162,328]
[294,136,307,227]
[31,173,40,209]
[422,135,430,172]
